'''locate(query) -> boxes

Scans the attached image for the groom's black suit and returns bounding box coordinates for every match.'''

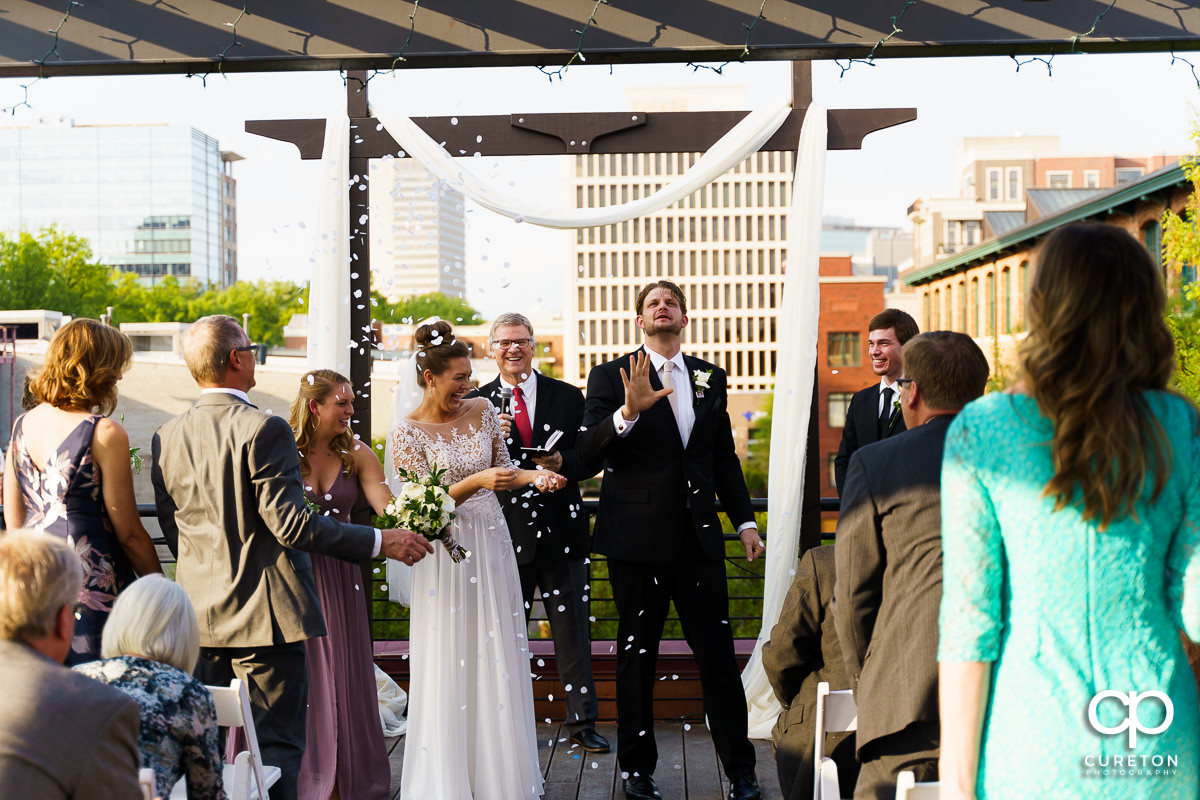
[578,348,757,780]
[469,372,599,731]
[833,383,907,496]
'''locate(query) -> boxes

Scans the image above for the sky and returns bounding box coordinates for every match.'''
[1,52,1197,317]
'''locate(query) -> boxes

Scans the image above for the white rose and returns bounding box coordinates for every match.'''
[398,482,426,504]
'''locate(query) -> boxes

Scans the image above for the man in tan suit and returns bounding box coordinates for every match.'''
[151,315,432,800]
[0,530,142,800]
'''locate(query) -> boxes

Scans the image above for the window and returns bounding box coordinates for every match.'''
[923,291,931,331]
[1047,171,1071,189]
[1019,261,1030,327]
[971,277,980,337]
[986,272,996,335]
[933,288,941,328]
[828,392,853,428]
[828,332,861,367]
[959,280,967,331]
[945,221,959,253]
[1007,168,1021,201]
[1143,220,1162,270]
[1002,267,1012,334]
[1116,168,1144,185]
[964,220,981,248]
[987,168,1001,201]
[1084,170,1101,189]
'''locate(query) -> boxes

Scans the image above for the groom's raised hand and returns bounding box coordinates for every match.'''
[620,350,672,420]
[381,529,435,566]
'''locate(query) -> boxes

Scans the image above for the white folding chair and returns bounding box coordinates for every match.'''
[170,678,281,800]
[896,769,941,799]
[813,681,858,800]
[138,767,156,800]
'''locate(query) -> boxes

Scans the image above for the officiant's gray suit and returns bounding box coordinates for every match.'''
[152,391,376,800]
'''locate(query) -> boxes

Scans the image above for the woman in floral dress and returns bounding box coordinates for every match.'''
[4,318,161,665]
[76,574,226,799]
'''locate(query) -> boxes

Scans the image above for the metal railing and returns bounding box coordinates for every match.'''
[119,498,841,644]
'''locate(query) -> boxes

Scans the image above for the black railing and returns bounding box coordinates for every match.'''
[125,498,842,644]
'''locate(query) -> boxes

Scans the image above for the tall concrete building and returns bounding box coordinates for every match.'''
[370,158,467,302]
[0,118,237,287]
[566,87,792,403]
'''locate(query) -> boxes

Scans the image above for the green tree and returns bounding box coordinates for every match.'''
[372,290,485,326]
[1162,132,1200,405]
[0,227,116,316]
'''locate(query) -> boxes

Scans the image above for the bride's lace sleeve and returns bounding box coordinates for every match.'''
[389,422,430,480]
[1169,405,1200,642]
[478,399,517,470]
[938,411,1004,663]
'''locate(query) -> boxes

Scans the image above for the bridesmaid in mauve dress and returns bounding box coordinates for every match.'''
[288,369,393,800]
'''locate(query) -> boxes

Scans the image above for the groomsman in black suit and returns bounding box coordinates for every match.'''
[834,331,989,799]
[578,280,765,800]
[832,309,919,496]
[470,312,609,754]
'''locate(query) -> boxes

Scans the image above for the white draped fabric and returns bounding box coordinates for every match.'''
[353,98,825,740]
[740,105,827,738]
[307,115,352,375]
[369,99,792,229]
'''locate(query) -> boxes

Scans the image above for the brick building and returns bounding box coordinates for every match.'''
[815,254,888,497]
[903,162,1191,373]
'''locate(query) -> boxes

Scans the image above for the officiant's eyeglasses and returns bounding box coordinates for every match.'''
[493,338,533,350]
[229,343,257,362]
[896,378,915,392]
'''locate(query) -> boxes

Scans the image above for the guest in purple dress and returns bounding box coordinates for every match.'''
[4,318,162,665]
[287,369,393,800]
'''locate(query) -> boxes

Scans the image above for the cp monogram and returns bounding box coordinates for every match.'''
[1088,690,1174,748]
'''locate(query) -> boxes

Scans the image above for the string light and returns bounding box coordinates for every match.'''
[1171,51,1200,90]
[1,80,38,116]
[836,0,917,78]
[538,0,609,82]
[390,0,422,70]
[1011,0,1117,76]
[217,1,249,75]
[687,0,769,75]
[35,0,83,76]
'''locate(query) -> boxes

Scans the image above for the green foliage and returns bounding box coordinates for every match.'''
[742,394,772,497]
[1162,128,1200,405]
[372,290,485,326]
[1167,284,1200,405]
[985,334,1015,394]
[0,227,116,316]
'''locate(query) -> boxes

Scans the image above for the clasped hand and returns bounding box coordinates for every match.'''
[620,350,673,420]
[381,529,435,566]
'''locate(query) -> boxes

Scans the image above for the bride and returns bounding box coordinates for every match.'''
[390,320,562,799]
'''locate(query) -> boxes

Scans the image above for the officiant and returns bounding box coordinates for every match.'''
[470,312,610,754]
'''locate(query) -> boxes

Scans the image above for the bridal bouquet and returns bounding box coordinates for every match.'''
[380,463,469,562]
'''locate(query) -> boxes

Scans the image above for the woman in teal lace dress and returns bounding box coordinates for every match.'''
[938,224,1200,800]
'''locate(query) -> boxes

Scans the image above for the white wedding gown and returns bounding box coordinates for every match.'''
[390,397,544,800]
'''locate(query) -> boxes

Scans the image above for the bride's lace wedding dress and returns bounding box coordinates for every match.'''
[390,397,544,800]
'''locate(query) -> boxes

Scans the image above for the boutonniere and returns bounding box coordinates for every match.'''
[887,398,902,432]
[692,369,712,401]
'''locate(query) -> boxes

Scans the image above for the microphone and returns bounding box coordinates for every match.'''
[498,385,513,416]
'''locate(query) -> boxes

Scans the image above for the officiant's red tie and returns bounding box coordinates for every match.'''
[514,386,534,447]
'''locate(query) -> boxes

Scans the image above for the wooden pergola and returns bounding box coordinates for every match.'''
[4,0,1198,551]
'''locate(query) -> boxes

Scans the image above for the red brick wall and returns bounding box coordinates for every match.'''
[816,264,887,498]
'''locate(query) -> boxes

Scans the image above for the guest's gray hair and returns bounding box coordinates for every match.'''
[0,530,84,642]
[182,315,247,385]
[488,313,535,347]
[101,575,200,673]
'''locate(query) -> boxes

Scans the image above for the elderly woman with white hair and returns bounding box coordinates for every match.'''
[75,575,227,800]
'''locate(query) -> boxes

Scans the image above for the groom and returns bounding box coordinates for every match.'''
[578,280,764,800]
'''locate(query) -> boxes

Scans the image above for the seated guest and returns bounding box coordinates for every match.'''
[835,331,988,799]
[0,529,142,800]
[76,574,227,800]
[763,545,858,800]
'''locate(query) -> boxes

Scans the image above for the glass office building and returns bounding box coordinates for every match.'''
[0,122,236,287]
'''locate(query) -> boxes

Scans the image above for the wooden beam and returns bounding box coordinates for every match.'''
[246,107,916,160]
[4,0,1199,78]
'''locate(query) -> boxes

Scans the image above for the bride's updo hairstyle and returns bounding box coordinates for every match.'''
[414,320,470,387]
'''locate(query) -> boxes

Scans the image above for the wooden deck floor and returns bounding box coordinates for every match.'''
[384,722,783,800]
